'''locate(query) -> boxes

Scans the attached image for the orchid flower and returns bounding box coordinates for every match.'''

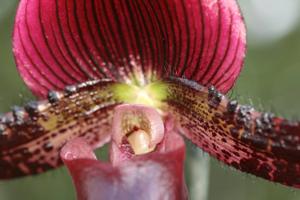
[1,0,300,199]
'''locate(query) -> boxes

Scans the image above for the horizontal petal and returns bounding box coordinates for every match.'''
[0,80,120,179]
[13,0,246,97]
[61,133,187,200]
[164,77,300,188]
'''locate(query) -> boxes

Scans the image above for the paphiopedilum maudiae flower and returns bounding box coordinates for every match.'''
[1,0,300,198]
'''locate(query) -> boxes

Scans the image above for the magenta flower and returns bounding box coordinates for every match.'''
[1,0,300,199]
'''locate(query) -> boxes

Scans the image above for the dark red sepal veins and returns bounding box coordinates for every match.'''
[13,0,246,97]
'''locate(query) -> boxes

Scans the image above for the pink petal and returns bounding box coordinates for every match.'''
[165,77,300,188]
[13,0,246,97]
[61,132,187,200]
[0,80,119,179]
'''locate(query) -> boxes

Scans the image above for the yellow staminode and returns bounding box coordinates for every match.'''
[127,130,155,155]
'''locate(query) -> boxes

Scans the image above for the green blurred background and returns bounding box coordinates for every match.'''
[1,0,300,199]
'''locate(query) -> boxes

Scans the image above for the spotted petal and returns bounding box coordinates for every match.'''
[0,80,120,179]
[13,0,246,98]
[164,77,300,188]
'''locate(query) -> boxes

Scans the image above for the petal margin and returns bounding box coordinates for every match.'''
[13,0,246,97]
[164,77,300,188]
[0,80,120,179]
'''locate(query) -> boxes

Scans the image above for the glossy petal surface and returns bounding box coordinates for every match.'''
[13,0,246,97]
[164,77,300,188]
[61,132,187,200]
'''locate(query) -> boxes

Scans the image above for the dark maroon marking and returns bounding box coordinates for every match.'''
[227,100,238,113]
[24,101,39,116]
[47,91,61,103]
[43,142,54,152]
[0,79,121,179]
[164,77,300,188]
[208,85,224,108]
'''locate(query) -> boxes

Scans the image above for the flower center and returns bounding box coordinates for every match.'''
[113,81,167,108]
[112,104,164,156]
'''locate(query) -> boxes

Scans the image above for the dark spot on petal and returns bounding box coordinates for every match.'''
[227,100,238,113]
[208,86,223,108]
[231,161,240,169]
[47,91,61,103]
[230,127,240,137]
[241,131,268,150]
[43,142,54,152]
[240,158,259,173]
[25,101,39,116]
[257,163,272,179]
